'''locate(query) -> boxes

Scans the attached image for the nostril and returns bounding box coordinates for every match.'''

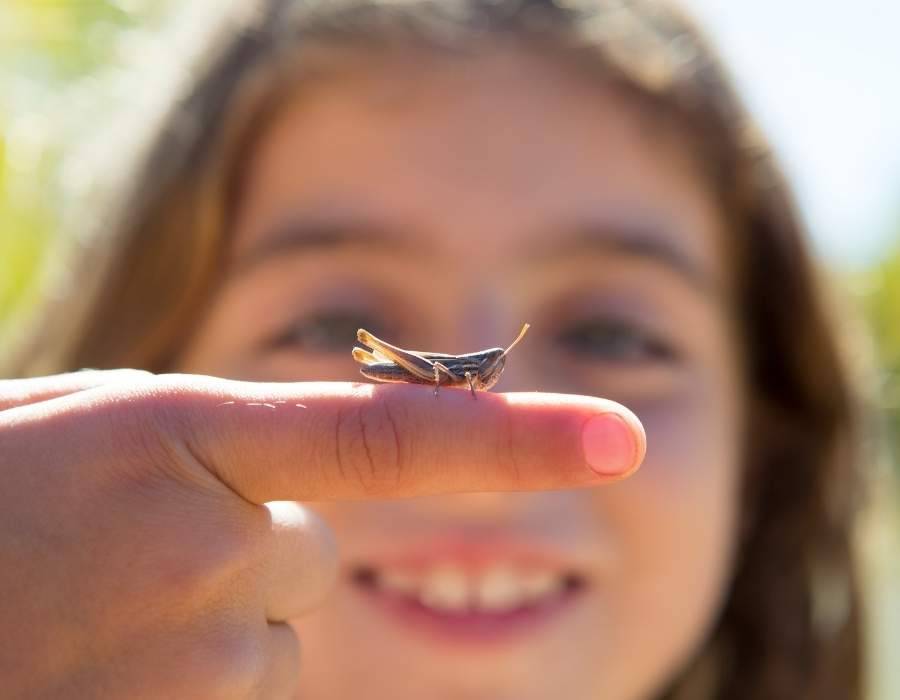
[562,573,586,592]
[350,565,377,587]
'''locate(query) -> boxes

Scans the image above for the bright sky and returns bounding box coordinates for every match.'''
[682,0,900,266]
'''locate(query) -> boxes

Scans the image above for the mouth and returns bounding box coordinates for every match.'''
[347,547,589,645]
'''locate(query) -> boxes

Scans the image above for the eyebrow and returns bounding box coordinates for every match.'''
[228,219,422,277]
[526,225,720,296]
[230,216,719,297]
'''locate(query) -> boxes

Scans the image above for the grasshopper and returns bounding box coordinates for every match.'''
[352,324,530,398]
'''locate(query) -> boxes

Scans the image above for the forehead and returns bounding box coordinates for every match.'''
[232,43,729,293]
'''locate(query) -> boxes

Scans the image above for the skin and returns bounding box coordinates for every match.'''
[176,45,745,699]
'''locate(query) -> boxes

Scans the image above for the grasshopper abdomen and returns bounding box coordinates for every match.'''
[357,361,433,385]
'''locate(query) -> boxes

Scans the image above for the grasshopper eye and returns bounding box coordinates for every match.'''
[482,351,504,367]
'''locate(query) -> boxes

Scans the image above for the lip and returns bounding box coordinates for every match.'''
[346,536,590,646]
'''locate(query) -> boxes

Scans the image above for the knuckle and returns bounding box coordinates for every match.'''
[101,368,156,382]
[195,624,268,699]
[103,380,224,491]
[227,505,272,570]
[136,515,263,614]
[103,379,197,461]
[205,510,268,576]
[140,380,206,448]
[168,508,268,601]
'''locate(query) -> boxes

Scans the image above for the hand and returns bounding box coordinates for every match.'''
[0,370,644,698]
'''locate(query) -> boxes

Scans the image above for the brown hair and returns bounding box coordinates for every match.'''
[5,1,867,697]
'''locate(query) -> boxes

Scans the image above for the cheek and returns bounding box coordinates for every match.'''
[595,367,743,695]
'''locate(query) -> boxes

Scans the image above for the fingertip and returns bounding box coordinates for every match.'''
[581,410,645,478]
[498,391,645,484]
[610,403,647,472]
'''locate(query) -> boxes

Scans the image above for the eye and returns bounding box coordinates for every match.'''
[268,310,386,354]
[556,318,677,364]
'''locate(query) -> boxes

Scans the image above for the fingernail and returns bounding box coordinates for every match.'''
[581,413,640,476]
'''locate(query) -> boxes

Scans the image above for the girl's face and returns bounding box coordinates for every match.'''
[178,46,744,700]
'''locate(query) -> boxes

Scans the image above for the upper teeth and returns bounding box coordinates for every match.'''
[372,564,569,613]
[420,565,470,611]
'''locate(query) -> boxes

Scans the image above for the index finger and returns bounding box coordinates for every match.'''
[154,376,646,503]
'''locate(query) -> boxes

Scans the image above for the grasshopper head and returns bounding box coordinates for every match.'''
[475,349,507,390]
[475,324,530,391]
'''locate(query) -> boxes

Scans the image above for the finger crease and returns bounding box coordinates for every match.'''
[355,406,376,483]
[334,405,347,483]
[504,410,522,485]
[383,401,403,485]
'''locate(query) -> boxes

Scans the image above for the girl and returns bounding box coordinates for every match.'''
[0,0,867,697]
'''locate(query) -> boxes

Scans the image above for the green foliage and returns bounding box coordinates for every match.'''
[856,238,900,468]
[0,133,53,319]
[0,0,174,327]
[1,0,170,80]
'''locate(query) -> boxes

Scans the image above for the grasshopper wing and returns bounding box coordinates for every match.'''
[356,329,435,382]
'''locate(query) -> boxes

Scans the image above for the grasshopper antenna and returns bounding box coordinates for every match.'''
[501,323,530,357]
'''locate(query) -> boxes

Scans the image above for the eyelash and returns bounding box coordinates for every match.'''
[554,318,678,364]
[268,311,385,354]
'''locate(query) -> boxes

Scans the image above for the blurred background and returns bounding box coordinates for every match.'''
[1,0,898,696]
